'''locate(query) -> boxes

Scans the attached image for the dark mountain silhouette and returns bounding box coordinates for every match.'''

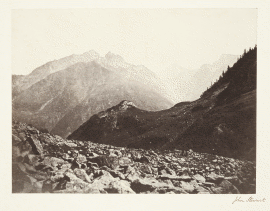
[12,60,173,138]
[68,46,257,161]
[201,46,257,102]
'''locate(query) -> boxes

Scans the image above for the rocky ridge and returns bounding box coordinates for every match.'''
[12,50,166,100]
[12,121,256,194]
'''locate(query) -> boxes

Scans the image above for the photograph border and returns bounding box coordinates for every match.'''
[1,1,269,211]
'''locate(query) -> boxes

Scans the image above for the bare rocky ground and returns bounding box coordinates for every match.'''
[12,121,256,194]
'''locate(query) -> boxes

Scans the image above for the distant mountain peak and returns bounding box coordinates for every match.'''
[82,50,100,57]
[105,51,124,62]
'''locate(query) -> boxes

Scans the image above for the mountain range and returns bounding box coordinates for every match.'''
[68,47,257,161]
[12,50,241,139]
[12,46,257,194]
[12,56,173,138]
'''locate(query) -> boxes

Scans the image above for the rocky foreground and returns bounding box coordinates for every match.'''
[12,121,256,194]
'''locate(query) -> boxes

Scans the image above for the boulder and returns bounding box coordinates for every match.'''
[103,180,135,194]
[172,180,195,193]
[64,142,77,148]
[124,165,140,182]
[25,154,41,167]
[63,171,91,192]
[71,160,81,170]
[211,179,240,194]
[23,162,37,173]
[206,172,224,183]
[125,170,139,180]
[74,168,92,183]
[42,157,65,168]
[89,171,129,193]
[130,177,172,193]
[139,156,151,164]
[118,157,133,167]
[87,161,99,169]
[138,164,152,175]
[51,172,65,182]
[25,136,43,156]
[163,156,171,162]
[193,174,206,183]
[76,154,87,164]
[87,155,119,169]
[88,152,99,157]
[158,166,176,176]
[202,182,215,187]
[99,166,126,180]
[61,153,72,161]
[195,186,211,194]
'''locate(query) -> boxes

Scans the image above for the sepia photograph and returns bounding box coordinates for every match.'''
[1,0,270,210]
[11,8,257,194]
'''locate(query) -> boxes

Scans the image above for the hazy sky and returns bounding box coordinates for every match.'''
[12,9,257,75]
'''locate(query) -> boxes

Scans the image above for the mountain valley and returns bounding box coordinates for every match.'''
[12,46,257,194]
[69,47,256,161]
